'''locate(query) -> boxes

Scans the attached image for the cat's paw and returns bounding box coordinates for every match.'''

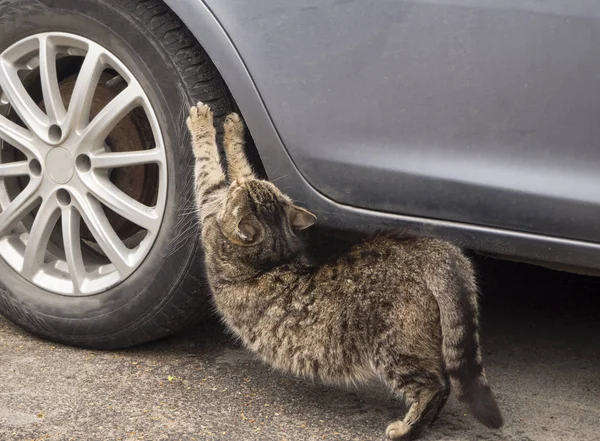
[223,112,245,140]
[186,101,214,133]
[187,102,216,157]
[385,421,412,440]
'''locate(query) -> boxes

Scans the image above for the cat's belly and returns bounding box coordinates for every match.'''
[226,314,373,385]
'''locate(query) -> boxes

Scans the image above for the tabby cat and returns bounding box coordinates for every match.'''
[186,102,503,440]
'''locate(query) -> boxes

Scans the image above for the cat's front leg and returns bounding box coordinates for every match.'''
[223,112,255,181]
[186,102,227,221]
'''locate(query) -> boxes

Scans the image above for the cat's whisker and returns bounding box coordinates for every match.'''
[270,174,289,183]
[266,162,282,178]
[178,209,201,216]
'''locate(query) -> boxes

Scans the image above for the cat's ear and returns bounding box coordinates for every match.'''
[289,205,317,230]
[237,217,264,244]
[221,214,264,245]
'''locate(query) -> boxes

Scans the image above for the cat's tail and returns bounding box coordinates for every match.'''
[430,246,503,429]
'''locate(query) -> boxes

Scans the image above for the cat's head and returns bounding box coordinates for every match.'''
[217,178,317,265]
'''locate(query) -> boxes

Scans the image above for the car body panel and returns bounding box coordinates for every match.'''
[166,0,600,272]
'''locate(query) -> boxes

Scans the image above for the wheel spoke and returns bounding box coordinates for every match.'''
[21,196,60,278]
[78,84,142,149]
[83,175,159,231]
[64,45,104,133]
[75,193,130,275]
[61,205,86,291]
[0,161,29,177]
[0,33,167,295]
[38,35,66,123]
[0,54,50,139]
[0,180,41,236]
[0,113,38,157]
[91,148,161,169]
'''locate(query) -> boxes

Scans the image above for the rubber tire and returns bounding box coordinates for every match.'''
[0,0,231,349]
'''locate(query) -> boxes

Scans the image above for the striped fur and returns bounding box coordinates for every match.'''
[186,103,227,222]
[187,103,502,440]
[223,113,255,181]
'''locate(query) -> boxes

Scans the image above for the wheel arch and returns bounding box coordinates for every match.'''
[163,1,600,276]
[163,0,293,178]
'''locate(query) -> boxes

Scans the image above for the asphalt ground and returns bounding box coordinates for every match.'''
[0,257,599,441]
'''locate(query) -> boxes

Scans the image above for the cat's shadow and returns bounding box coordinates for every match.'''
[127,316,410,428]
[125,318,493,440]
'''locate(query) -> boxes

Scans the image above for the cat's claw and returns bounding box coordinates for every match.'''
[223,112,245,138]
[187,101,214,132]
[187,101,217,158]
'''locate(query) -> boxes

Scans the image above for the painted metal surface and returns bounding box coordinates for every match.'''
[166,0,600,271]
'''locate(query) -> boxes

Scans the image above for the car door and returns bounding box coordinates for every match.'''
[204,0,600,243]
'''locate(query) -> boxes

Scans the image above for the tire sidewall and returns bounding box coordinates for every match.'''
[0,0,203,341]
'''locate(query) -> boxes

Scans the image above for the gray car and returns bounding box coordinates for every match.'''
[0,0,597,348]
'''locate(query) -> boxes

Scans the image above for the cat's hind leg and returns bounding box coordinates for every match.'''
[222,112,256,181]
[426,372,451,426]
[385,376,449,441]
[385,374,449,441]
[376,350,449,440]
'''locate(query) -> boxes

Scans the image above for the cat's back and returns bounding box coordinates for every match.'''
[320,235,459,284]
[305,235,454,323]
[311,235,461,330]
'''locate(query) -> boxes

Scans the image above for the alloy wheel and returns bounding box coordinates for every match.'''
[0,33,167,296]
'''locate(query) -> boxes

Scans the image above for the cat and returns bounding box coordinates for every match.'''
[186,102,503,440]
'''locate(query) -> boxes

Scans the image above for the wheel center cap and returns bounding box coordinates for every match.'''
[45,148,74,184]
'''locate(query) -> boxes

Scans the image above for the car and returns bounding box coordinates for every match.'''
[1,0,598,349]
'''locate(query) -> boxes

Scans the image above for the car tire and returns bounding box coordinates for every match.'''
[0,0,230,349]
